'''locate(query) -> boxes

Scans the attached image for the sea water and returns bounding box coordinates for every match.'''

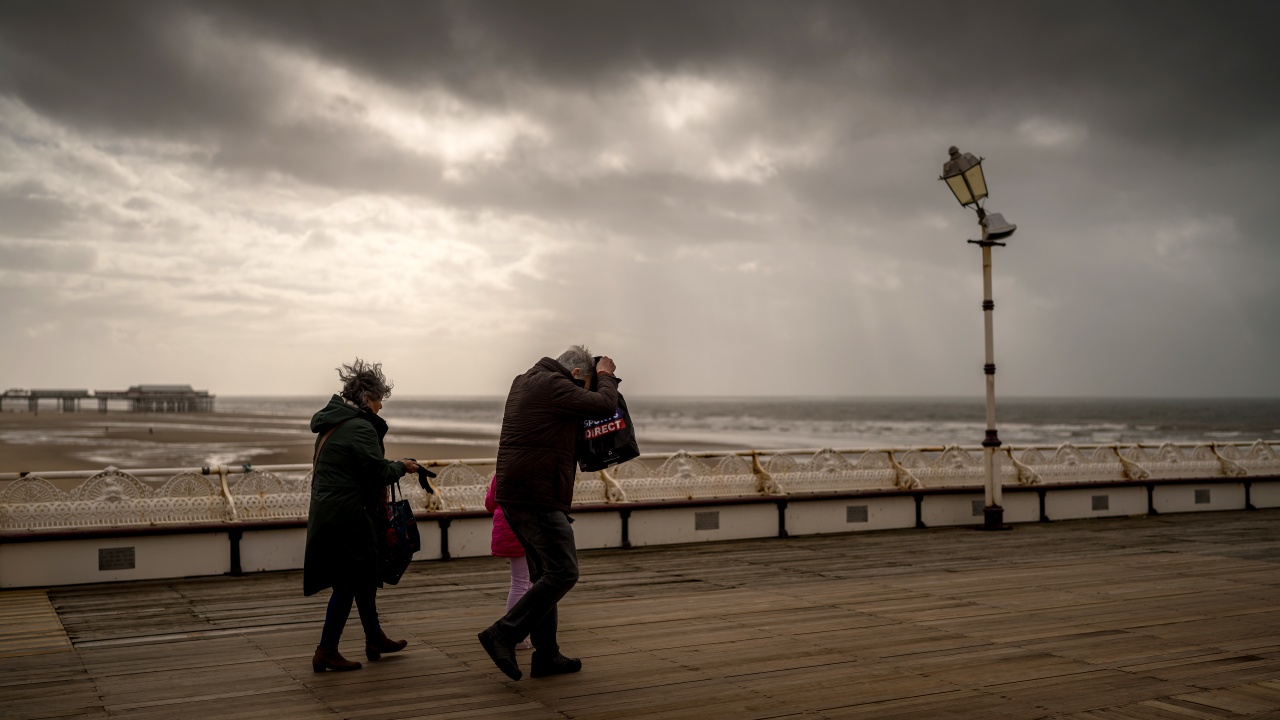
[220,396,1280,450]
[4,396,1277,477]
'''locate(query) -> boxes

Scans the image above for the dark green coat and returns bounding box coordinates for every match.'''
[303,395,407,597]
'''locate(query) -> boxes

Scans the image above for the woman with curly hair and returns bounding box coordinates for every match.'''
[305,359,421,672]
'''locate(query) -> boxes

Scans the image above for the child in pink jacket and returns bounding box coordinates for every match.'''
[485,475,532,649]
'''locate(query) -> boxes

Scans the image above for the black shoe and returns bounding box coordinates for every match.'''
[478,626,522,681]
[530,651,582,678]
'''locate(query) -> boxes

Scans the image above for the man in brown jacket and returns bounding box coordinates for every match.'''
[478,345,619,681]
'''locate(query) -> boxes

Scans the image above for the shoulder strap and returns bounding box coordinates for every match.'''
[312,418,353,474]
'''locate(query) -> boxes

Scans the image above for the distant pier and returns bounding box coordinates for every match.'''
[0,384,215,413]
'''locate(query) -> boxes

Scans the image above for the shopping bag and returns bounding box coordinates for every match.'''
[577,393,641,472]
[381,480,420,585]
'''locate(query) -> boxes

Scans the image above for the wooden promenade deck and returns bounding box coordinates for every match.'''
[2,510,1279,719]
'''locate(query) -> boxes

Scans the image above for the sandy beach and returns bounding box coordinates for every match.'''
[0,408,500,477]
[0,405,735,484]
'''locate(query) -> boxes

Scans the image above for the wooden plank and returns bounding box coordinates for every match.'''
[1,509,1278,719]
[0,589,73,658]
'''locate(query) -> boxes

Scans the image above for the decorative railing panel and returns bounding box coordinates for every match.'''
[229,470,312,521]
[427,462,492,511]
[0,467,230,531]
[2,441,1277,532]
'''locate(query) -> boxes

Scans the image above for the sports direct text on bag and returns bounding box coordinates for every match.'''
[583,410,626,440]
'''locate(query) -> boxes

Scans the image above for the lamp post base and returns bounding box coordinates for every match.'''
[980,506,1011,531]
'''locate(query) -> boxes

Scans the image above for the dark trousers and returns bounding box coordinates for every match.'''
[493,504,579,654]
[319,584,381,648]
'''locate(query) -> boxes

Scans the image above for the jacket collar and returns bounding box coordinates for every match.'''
[534,356,574,379]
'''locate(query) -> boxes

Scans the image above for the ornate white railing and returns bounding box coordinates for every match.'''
[1,441,1277,532]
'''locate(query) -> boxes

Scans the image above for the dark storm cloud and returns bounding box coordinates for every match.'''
[209,0,1280,152]
[212,1,834,97]
[0,2,283,139]
[5,2,1276,150]
[840,3,1280,149]
[4,1,1274,239]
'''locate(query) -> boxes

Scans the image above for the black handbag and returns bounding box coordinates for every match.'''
[577,393,641,472]
[380,479,420,585]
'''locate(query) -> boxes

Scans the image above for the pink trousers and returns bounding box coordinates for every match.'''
[506,556,532,646]
[505,556,531,613]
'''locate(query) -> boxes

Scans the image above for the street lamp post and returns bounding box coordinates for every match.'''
[939,146,1017,531]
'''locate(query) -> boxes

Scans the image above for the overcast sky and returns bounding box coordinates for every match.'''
[1,1,1277,398]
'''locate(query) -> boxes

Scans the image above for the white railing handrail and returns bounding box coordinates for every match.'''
[3,439,1273,481]
[2,440,1277,533]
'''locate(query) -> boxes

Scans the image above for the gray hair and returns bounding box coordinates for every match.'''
[556,344,594,378]
[337,358,393,407]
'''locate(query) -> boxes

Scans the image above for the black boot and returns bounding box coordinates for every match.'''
[530,650,581,678]
[478,625,522,681]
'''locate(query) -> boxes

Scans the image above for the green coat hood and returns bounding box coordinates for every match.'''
[310,394,389,440]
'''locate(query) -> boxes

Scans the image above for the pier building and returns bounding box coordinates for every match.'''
[0,389,89,413]
[94,384,215,413]
[0,385,214,413]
